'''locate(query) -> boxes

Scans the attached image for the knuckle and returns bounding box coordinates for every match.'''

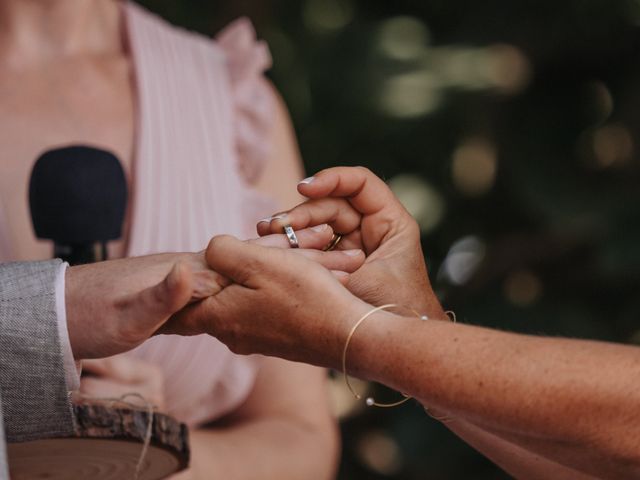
[354,165,373,176]
[405,217,421,236]
[207,234,234,253]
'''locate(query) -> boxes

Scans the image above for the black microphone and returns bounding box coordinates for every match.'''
[29,146,128,265]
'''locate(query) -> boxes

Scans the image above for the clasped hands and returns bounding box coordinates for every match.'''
[67,167,444,373]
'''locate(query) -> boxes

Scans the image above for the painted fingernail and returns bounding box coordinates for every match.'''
[258,217,272,224]
[342,249,362,256]
[311,224,328,233]
[298,176,315,185]
[271,213,287,220]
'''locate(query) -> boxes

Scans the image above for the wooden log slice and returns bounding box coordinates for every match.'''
[8,402,189,480]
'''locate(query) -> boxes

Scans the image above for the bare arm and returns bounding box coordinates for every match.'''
[228,164,633,478]
[185,358,338,480]
[350,313,640,479]
[441,419,599,480]
[196,236,640,478]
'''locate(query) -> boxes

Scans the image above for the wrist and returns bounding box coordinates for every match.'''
[300,299,371,371]
[65,263,118,360]
[340,307,401,380]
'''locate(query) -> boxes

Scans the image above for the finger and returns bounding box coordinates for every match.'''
[331,270,350,285]
[292,248,365,273]
[130,261,194,329]
[297,166,401,216]
[257,198,361,239]
[158,295,219,337]
[206,234,340,290]
[205,235,279,287]
[191,268,227,300]
[251,224,335,250]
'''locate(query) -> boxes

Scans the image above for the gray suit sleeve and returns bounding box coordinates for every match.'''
[0,394,8,479]
[0,260,75,442]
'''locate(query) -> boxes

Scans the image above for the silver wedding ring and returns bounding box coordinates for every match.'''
[283,225,300,248]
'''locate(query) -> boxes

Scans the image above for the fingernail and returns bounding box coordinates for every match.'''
[342,249,362,256]
[271,213,287,220]
[258,217,272,224]
[298,176,315,185]
[311,224,328,233]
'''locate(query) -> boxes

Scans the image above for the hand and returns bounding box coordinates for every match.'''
[162,235,370,368]
[258,167,445,319]
[66,224,356,360]
[66,252,202,360]
[79,357,166,411]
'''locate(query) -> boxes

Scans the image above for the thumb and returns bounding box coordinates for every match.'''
[133,261,194,328]
[205,234,277,287]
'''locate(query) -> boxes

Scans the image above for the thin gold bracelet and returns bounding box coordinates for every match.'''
[342,303,428,408]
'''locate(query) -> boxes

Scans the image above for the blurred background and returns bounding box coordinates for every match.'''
[139,0,640,478]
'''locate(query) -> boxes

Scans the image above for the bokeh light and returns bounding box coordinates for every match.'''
[303,0,355,34]
[592,123,634,168]
[355,430,404,475]
[378,70,442,118]
[388,174,445,233]
[440,236,486,286]
[328,376,370,420]
[503,270,543,307]
[483,44,531,93]
[452,137,498,196]
[376,16,430,61]
[585,80,614,123]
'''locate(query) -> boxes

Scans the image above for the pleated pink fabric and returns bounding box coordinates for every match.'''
[118,2,276,426]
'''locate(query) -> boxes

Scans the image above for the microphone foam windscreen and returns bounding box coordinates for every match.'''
[29,146,128,244]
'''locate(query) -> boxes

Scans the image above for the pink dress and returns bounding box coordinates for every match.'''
[116,3,276,426]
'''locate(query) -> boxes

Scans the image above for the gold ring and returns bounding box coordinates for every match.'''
[323,234,343,251]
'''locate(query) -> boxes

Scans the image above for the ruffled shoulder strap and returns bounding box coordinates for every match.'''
[216,18,274,184]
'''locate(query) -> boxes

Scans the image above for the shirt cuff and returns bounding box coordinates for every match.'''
[55,262,81,391]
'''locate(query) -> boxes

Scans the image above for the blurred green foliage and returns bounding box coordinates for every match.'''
[140,0,640,477]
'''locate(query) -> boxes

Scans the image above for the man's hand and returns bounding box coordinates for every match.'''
[66,253,197,360]
[258,167,445,319]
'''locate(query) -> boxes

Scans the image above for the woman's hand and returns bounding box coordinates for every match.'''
[258,167,445,319]
[79,357,166,411]
[163,235,371,369]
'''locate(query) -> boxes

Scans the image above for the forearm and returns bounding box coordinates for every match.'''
[185,416,336,480]
[442,417,598,479]
[349,313,640,478]
[179,358,338,480]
